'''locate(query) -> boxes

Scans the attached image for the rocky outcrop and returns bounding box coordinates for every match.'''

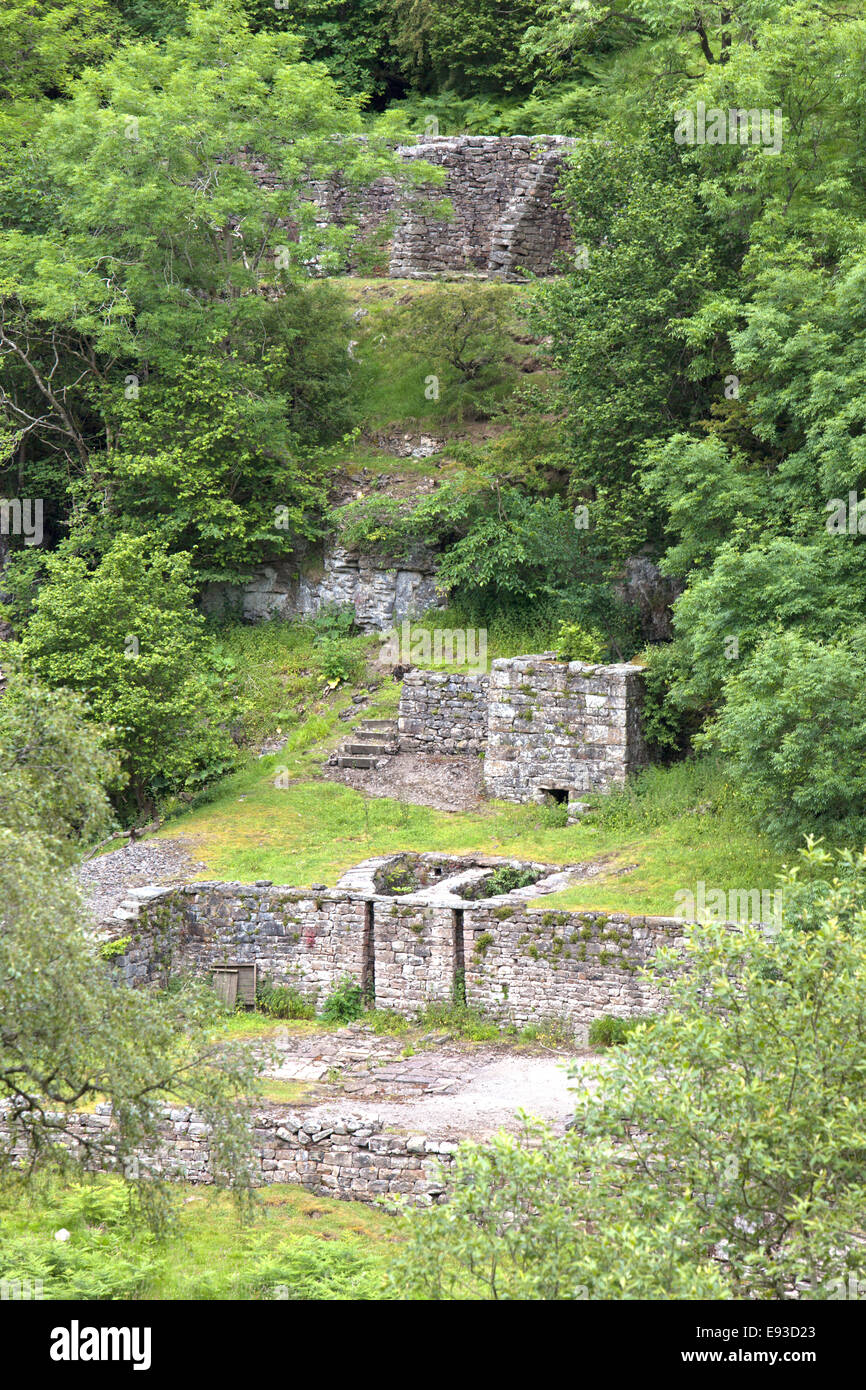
[201,540,442,631]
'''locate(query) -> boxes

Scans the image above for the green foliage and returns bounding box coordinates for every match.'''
[99,935,131,961]
[633,643,696,758]
[0,1176,393,1299]
[382,0,539,97]
[587,1014,647,1049]
[243,0,402,100]
[0,1,407,579]
[317,635,366,686]
[0,832,259,1217]
[465,865,537,899]
[537,125,732,504]
[552,621,605,664]
[394,850,866,1297]
[0,1,116,102]
[17,534,238,819]
[256,978,317,1021]
[320,975,365,1023]
[0,661,119,861]
[668,539,865,714]
[706,629,866,843]
[585,755,740,835]
[388,281,521,410]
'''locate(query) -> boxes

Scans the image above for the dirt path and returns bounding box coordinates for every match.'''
[323,751,485,813]
[78,838,206,924]
[264,1024,597,1140]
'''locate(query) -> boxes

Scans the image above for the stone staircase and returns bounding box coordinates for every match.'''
[331,718,398,770]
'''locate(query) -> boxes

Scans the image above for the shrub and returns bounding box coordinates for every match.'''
[99,937,131,962]
[256,979,316,1021]
[320,976,365,1024]
[462,865,538,900]
[588,1015,649,1049]
[707,629,866,842]
[553,621,606,664]
[316,636,364,686]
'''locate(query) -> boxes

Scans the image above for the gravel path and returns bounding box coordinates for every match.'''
[264,1026,597,1140]
[78,838,207,924]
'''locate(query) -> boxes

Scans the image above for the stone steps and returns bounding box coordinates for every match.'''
[342,743,396,756]
[332,718,398,770]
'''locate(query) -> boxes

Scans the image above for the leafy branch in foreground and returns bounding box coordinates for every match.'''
[392,843,866,1299]
[0,831,263,1226]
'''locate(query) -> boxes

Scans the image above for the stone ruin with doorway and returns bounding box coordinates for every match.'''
[397,653,648,808]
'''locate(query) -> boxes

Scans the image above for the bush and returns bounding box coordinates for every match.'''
[588,1015,651,1049]
[707,629,866,842]
[256,979,316,1021]
[320,976,365,1024]
[18,534,238,821]
[462,866,538,899]
[553,621,606,664]
[316,636,364,686]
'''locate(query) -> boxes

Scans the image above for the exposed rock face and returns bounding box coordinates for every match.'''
[201,541,443,631]
[618,555,685,643]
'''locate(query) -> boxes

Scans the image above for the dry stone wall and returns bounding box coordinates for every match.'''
[373,902,458,1013]
[397,670,490,755]
[115,883,369,1004]
[259,135,576,279]
[395,656,648,802]
[483,656,648,801]
[464,905,685,1031]
[107,859,686,1042]
[0,1104,455,1206]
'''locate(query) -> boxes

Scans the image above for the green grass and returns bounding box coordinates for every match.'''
[208,618,392,749]
[158,741,785,919]
[342,277,546,430]
[0,1176,398,1300]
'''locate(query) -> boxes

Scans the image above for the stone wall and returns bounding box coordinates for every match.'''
[397,670,490,755]
[271,135,576,280]
[394,655,647,803]
[107,857,684,1041]
[201,540,442,630]
[1,1104,455,1207]
[464,905,684,1032]
[483,656,648,802]
[115,883,369,1002]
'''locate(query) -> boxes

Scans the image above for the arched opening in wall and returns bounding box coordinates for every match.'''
[362,901,375,1004]
[452,909,466,1005]
[541,787,569,805]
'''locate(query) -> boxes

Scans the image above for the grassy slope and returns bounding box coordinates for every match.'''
[161,741,785,919]
[0,1177,397,1301]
